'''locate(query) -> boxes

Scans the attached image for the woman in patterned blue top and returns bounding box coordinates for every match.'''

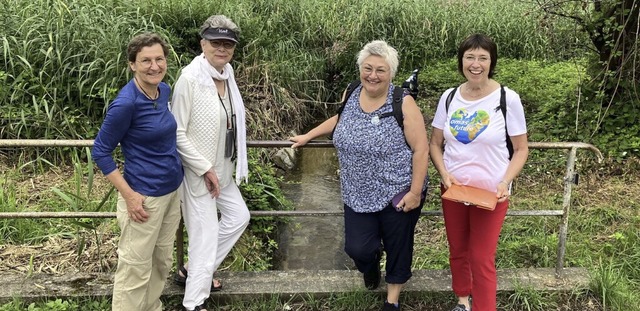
[290,40,429,311]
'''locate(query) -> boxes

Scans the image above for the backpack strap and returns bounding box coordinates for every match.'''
[330,80,361,139]
[492,85,513,160]
[379,86,405,130]
[336,80,361,115]
[445,85,513,160]
[498,85,514,160]
[445,87,458,113]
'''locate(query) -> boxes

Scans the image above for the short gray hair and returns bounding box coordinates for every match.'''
[356,40,398,79]
[199,15,241,35]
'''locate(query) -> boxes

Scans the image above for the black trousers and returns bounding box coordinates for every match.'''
[343,196,423,284]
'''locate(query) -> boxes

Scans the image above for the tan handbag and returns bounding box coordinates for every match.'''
[441,184,498,211]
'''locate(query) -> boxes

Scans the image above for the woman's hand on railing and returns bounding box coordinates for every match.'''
[289,134,311,149]
[496,181,510,203]
[398,191,422,212]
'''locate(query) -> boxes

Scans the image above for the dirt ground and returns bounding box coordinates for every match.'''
[1,159,120,276]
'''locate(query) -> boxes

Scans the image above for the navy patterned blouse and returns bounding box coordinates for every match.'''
[333,84,415,213]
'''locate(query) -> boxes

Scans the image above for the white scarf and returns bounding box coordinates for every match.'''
[183,54,249,185]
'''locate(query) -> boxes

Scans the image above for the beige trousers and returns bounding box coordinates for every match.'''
[111,189,181,311]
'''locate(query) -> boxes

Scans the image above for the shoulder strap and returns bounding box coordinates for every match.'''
[499,85,514,160]
[330,80,361,139]
[445,87,458,113]
[336,81,360,115]
[379,86,405,130]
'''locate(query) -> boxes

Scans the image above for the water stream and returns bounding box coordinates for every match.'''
[275,147,353,270]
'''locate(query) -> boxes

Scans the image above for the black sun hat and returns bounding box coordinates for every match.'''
[200,27,238,43]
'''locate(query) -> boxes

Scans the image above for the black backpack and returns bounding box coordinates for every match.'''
[445,85,514,160]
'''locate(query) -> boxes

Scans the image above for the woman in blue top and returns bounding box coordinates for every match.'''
[91,32,183,311]
[290,40,429,311]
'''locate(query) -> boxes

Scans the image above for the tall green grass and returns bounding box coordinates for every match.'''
[1,0,585,143]
[0,0,182,140]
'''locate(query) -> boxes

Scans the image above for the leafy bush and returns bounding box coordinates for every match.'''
[0,298,110,311]
[496,59,587,143]
[241,150,292,238]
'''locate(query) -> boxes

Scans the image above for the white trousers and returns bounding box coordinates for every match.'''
[181,181,250,310]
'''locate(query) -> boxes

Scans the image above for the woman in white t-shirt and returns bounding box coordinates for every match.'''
[429,34,529,311]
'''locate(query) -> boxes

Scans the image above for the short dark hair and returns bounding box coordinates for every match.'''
[127,33,170,63]
[457,34,498,78]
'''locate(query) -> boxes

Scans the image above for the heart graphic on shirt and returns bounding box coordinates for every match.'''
[449,108,490,144]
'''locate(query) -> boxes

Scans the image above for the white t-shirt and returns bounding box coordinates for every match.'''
[431,86,527,192]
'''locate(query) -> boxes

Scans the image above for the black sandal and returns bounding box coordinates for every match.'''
[174,266,223,291]
[174,266,189,286]
[184,303,207,311]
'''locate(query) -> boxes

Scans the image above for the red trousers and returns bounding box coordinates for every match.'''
[442,192,508,311]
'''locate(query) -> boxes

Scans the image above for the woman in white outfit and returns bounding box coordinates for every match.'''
[170,14,251,311]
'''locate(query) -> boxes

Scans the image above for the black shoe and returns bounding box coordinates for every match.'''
[382,301,401,311]
[363,247,383,290]
[363,266,381,290]
[174,266,188,287]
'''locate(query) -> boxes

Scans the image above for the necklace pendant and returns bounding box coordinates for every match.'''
[371,115,380,125]
[153,101,157,109]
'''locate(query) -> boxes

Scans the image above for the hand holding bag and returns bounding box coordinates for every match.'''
[441,184,498,211]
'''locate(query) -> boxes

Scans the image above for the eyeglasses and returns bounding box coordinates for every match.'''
[208,40,236,49]
[463,55,490,63]
[362,66,389,76]
[137,57,167,68]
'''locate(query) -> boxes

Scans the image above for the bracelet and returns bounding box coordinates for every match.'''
[499,180,510,186]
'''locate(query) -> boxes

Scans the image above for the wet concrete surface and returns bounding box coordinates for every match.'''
[276,147,354,270]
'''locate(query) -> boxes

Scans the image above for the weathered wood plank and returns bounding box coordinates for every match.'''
[0,268,589,303]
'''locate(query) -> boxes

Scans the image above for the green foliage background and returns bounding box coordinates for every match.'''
[1,0,606,144]
[1,0,640,309]
[2,0,635,157]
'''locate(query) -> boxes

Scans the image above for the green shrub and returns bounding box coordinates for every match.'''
[0,298,111,311]
[241,150,292,237]
[496,59,587,143]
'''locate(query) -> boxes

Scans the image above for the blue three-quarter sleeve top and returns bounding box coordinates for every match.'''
[92,80,183,197]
